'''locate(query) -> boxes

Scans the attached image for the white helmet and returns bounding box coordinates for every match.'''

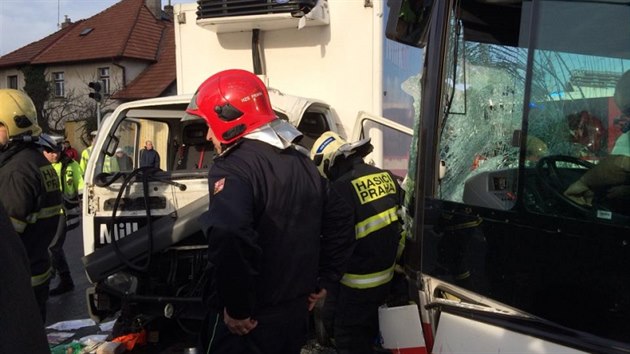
[37,133,63,152]
[310,131,372,177]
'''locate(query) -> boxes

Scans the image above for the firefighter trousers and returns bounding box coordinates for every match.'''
[322,283,392,354]
[50,214,71,277]
[200,296,309,354]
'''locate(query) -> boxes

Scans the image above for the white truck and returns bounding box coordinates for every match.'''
[81,0,418,339]
[83,0,630,352]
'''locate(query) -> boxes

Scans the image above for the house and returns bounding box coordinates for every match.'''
[0,0,176,147]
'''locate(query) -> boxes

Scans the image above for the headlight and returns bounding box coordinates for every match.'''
[104,272,138,294]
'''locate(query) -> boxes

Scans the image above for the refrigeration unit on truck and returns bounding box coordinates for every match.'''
[80,0,419,338]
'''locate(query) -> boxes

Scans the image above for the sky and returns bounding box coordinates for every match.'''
[0,0,190,56]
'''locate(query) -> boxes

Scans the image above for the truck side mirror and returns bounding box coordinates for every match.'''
[385,0,433,48]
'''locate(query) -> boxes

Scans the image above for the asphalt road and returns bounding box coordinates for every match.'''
[45,223,202,353]
[45,223,91,327]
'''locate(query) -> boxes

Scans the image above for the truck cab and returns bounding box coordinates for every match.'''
[81,0,419,341]
[81,90,339,329]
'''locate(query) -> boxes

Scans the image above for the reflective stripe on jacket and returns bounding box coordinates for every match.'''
[31,267,53,287]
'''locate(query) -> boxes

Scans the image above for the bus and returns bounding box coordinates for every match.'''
[383,0,630,352]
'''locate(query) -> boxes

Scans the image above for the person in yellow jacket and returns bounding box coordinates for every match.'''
[80,130,97,174]
[40,134,84,296]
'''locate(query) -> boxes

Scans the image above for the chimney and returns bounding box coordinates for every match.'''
[145,0,162,18]
[164,4,174,18]
[61,15,72,29]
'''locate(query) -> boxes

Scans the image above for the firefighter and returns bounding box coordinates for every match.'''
[0,202,50,353]
[185,69,355,354]
[311,131,405,354]
[0,89,63,321]
[39,134,84,296]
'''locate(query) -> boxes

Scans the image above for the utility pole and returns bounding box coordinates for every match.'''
[96,102,102,128]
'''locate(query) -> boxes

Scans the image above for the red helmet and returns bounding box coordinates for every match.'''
[185,69,276,145]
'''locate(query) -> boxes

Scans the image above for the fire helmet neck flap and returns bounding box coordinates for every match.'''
[0,89,42,140]
[185,69,277,145]
[310,131,373,178]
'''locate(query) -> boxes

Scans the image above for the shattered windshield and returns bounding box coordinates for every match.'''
[438,1,630,220]
[415,0,630,347]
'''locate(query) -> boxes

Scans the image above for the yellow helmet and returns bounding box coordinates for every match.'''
[526,135,548,160]
[0,89,41,139]
[310,131,372,177]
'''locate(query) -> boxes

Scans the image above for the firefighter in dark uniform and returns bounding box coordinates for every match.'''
[0,89,63,322]
[0,202,50,354]
[311,131,405,354]
[185,69,355,354]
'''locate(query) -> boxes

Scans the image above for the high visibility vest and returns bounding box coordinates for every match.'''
[80,145,93,174]
[103,155,119,173]
[52,158,84,201]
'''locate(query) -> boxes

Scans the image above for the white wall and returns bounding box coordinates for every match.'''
[0,68,25,89]
[174,1,385,138]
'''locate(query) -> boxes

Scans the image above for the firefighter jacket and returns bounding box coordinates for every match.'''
[199,139,355,320]
[52,155,84,229]
[0,203,50,353]
[0,143,63,286]
[331,158,404,290]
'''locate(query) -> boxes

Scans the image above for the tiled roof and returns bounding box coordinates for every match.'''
[32,0,165,64]
[0,23,79,68]
[0,0,168,66]
[112,25,176,99]
[0,0,176,99]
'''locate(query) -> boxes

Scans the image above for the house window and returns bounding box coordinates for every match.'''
[53,72,65,97]
[7,75,18,89]
[98,67,110,94]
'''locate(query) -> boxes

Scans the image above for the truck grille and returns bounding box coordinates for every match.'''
[197,0,318,19]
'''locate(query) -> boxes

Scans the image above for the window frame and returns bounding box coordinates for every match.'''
[98,67,110,95]
[53,71,65,98]
[7,75,18,89]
